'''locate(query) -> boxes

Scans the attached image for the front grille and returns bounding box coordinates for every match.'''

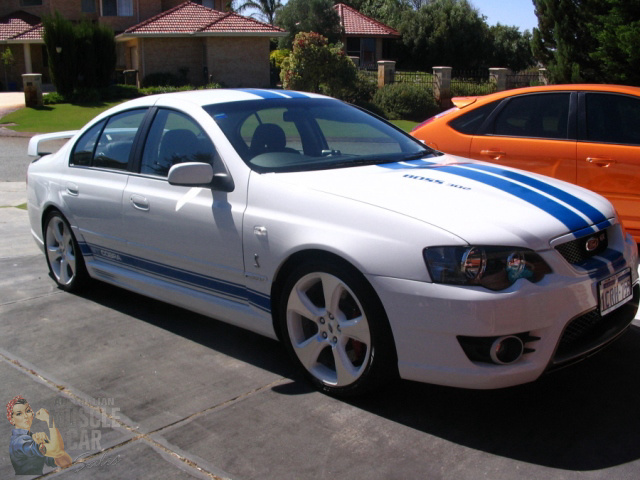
[550,284,639,369]
[555,230,608,265]
[558,310,602,349]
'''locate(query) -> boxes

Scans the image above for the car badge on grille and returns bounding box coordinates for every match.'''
[585,234,602,252]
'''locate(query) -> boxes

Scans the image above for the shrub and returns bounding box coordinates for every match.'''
[141,72,187,88]
[43,91,66,105]
[372,83,438,120]
[450,81,496,97]
[280,32,362,103]
[103,84,140,101]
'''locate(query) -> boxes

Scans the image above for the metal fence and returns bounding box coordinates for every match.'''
[506,73,544,89]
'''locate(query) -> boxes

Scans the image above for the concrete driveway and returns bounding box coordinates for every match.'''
[2,136,640,479]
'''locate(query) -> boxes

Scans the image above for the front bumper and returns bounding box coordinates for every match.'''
[369,245,639,390]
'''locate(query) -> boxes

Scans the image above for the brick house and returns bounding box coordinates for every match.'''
[334,3,400,69]
[0,0,285,89]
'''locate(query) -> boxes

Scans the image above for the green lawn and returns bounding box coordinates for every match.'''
[0,102,121,133]
[390,120,419,132]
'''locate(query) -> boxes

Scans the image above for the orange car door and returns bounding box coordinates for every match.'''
[469,92,577,183]
[578,92,640,238]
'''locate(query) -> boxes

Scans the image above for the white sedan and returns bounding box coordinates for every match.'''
[27,89,639,396]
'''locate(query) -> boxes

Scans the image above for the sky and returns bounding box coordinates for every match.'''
[471,0,539,32]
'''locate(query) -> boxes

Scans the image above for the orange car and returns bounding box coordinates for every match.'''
[411,84,640,242]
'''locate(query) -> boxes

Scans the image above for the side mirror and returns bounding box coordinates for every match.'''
[167,162,214,186]
[167,162,235,192]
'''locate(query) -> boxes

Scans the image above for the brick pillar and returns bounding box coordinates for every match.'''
[489,67,509,91]
[377,60,395,88]
[538,68,548,85]
[432,66,452,108]
[22,73,43,108]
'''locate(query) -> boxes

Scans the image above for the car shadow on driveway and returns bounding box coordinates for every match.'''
[76,281,640,472]
[343,325,640,472]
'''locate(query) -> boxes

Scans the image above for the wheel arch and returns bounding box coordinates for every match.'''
[270,249,398,362]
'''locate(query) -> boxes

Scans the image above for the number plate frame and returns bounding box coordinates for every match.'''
[598,268,632,316]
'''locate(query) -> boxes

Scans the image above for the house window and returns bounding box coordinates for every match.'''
[20,0,43,6]
[82,0,96,13]
[102,0,133,17]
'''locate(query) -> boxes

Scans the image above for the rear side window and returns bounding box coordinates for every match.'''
[586,93,640,145]
[71,109,147,170]
[491,93,570,139]
[449,101,499,135]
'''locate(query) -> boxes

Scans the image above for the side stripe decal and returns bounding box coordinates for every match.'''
[86,244,271,314]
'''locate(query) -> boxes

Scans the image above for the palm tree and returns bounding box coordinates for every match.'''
[232,0,283,25]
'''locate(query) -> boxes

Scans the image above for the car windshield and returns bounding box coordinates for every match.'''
[204,98,433,173]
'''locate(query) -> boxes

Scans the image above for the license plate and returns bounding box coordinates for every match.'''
[599,268,632,315]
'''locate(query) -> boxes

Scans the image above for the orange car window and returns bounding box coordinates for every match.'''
[586,93,640,145]
[493,93,570,140]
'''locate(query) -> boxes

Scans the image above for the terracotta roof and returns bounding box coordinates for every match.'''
[122,1,285,36]
[0,11,41,41]
[334,3,400,38]
[10,23,43,41]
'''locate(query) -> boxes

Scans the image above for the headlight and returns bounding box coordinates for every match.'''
[423,246,552,291]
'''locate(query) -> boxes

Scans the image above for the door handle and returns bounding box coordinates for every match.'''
[480,150,506,160]
[65,182,79,196]
[586,157,616,167]
[130,194,150,211]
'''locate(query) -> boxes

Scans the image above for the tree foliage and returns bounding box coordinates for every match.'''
[43,12,116,98]
[233,0,283,24]
[532,0,640,84]
[488,24,534,72]
[275,0,343,49]
[397,0,491,70]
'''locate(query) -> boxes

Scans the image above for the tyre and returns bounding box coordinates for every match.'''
[279,259,397,396]
[44,211,90,292]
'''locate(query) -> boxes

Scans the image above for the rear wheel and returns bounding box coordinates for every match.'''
[279,259,397,396]
[44,211,89,292]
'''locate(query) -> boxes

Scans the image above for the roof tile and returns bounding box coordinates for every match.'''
[0,10,41,41]
[334,3,400,37]
[124,1,284,35]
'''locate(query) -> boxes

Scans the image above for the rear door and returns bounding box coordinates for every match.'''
[65,108,148,254]
[577,92,640,238]
[469,92,577,182]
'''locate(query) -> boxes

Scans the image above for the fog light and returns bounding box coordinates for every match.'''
[490,336,524,365]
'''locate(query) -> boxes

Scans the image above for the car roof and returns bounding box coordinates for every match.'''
[151,88,328,107]
[456,83,640,108]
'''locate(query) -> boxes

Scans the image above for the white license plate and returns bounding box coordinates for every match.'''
[599,268,632,315]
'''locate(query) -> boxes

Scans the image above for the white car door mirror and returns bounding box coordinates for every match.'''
[167,162,214,187]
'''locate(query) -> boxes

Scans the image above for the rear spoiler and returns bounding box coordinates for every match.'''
[28,130,78,157]
[451,97,478,108]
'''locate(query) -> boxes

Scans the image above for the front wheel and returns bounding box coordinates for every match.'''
[279,259,397,396]
[44,211,89,292]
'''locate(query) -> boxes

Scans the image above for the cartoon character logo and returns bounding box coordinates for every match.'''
[6,395,72,475]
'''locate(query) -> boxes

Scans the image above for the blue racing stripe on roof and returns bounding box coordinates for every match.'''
[234,89,310,99]
[436,165,591,231]
[464,163,608,224]
[234,89,285,99]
